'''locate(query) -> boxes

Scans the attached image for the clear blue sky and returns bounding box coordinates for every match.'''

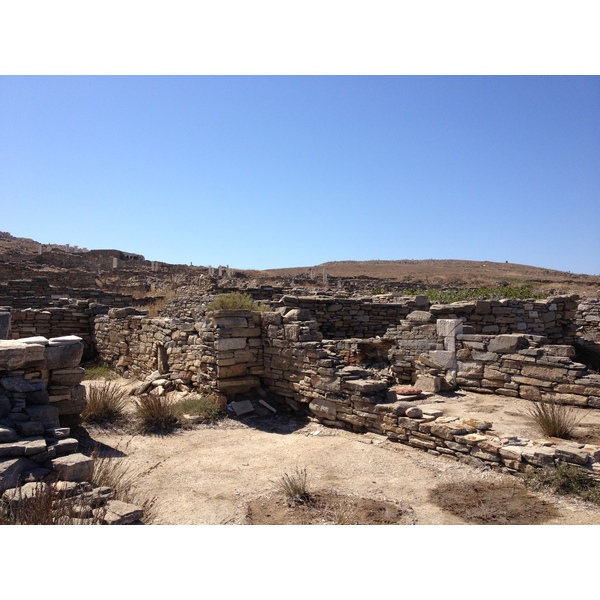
[1,76,598,274]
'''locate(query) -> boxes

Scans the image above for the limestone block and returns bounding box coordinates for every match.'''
[103,500,144,525]
[415,375,442,393]
[309,398,338,420]
[218,364,247,379]
[310,375,342,392]
[217,376,260,395]
[0,457,38,492]
[0,340,46,370]
[488,335,528,354]
[45,337,84,370]
[0,437,47,457]
[214,338,246,351]
[406,311,435,323]
[521,365,568,382]
[51,453,94,482]
[436,319,463,337]
[343,379,387,393]
[521,446,556,468]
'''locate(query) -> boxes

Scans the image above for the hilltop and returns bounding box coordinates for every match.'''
[1,232,599,298]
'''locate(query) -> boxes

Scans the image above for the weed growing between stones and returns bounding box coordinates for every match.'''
[525,399,581,439]
[82,381,128,426]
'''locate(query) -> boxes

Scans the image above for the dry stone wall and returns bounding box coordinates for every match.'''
[93,309,263,399]
[0,278,134,310]
[455,333,600,407]
[280,295,428,339]
[0,333,93,492]
[429,296,579,344]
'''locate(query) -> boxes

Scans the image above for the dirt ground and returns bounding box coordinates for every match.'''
[82,381,600,526]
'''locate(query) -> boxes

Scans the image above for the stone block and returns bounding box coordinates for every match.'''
[311,375,342,393]
[488,335,528,354]
[25,404,61,428]
[0,437,47,457]
[0,340,46,370]
[103,500,144,525]
[51,453,94,482]
[436,319,463,337]
[0,457,38,492]
[406,311,435,323]
[309,398,337,419]
[44,337,84,370]
[49,367,86,386]
[414,375,442,393]
[214,338,247,351]
[343,379,387,393]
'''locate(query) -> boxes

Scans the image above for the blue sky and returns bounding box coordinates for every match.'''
[1,75,599,274]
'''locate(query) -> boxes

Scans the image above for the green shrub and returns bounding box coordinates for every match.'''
[521,464,600,505]
[133,394,179,434]
[206,292,270,311]
[172,394,223,422]
[525,399,580,439]
[274,466,311,504]
[402,285,544,303]
[82,381,128,425]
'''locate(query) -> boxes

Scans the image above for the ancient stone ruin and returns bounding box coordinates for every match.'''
[2,280,600,521]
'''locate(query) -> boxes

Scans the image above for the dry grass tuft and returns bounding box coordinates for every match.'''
[133,393,179,434]
[82,381,128,425]
[525,399,581,439]
[274,466,311,504]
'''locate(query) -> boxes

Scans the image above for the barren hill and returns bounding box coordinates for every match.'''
[254,259,600,297]
[1,232,599,298]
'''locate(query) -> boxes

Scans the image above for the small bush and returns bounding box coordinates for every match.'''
[134,394,179,434]
[525,399,580,439]
[206,292,270,312]
[521,464,600,506]
[172,394,223,423]
[82,381,128,425]
[274,466,311,504]
[84,363,118,380]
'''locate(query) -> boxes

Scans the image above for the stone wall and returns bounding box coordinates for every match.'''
[455,333,600,407]
[428,296,579,343]
[0,278,134,310]
[6,302,115,359]
[0,333,93,492]
[93,309,263,400]
[279,295,427,339]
